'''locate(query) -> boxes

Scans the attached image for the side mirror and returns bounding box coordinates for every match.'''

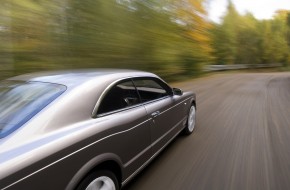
[173,88,183,96]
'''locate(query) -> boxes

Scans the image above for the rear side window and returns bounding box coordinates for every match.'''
[0,81,66,138]
[97,80,140,115]
[133,78,172,103]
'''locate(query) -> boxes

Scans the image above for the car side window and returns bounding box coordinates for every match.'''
[97,80,140,115]
[133,78,172,103]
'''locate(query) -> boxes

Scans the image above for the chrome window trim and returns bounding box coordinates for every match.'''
[96,103,145,118]
[137,95,171,106]
[92,76,172,118]
[92,76,139,118]
[132,77,173,98]
[95,93,174,118]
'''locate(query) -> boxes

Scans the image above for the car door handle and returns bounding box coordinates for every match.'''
[151,111,160,118]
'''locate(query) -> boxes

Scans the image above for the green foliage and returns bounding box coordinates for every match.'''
[0,0,212,80]
[211,1,290,66]
[1,0,289,80]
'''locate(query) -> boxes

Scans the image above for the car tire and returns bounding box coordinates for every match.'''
[76,170,119,190]
[183,104,196,135]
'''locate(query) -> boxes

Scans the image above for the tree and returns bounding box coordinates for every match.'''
[211,2,290,66]
[211,0,239,65]
[258,10,290,65]
[0,0,66,75]
[235,13,261,65]
[172,0,213,74]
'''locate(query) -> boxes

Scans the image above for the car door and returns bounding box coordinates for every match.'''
[133,77,185,155]
[93,79,152,178]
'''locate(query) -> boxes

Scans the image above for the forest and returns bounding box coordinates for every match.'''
[0,0,290,80]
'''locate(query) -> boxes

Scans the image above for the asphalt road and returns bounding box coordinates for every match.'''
[124,72,290,190]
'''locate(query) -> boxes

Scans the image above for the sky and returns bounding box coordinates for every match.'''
[207,0,290,22]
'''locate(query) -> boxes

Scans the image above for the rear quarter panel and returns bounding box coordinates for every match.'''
[0,105,151,190]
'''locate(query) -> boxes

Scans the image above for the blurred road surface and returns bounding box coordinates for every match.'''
[124,72,290,190]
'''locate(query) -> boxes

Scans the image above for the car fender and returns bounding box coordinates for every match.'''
[65,153,123,190]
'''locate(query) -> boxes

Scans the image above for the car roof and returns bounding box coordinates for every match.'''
[7,69,157,88]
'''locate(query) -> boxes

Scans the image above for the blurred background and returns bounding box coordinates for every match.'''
[0,0,290,81]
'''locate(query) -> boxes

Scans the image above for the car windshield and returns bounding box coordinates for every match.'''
[0,80,66,138]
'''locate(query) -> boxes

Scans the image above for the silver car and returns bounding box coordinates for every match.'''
[0,69,196,190]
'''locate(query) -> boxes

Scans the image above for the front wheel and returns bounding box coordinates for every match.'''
[183,105,196,135]
[76,170,119,190]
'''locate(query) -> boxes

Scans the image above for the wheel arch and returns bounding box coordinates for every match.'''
[191,94,196,108]
[65,153,123,190]
[192,100,196,109]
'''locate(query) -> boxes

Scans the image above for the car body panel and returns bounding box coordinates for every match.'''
[0,69,196,190]
[143,96,183,154]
